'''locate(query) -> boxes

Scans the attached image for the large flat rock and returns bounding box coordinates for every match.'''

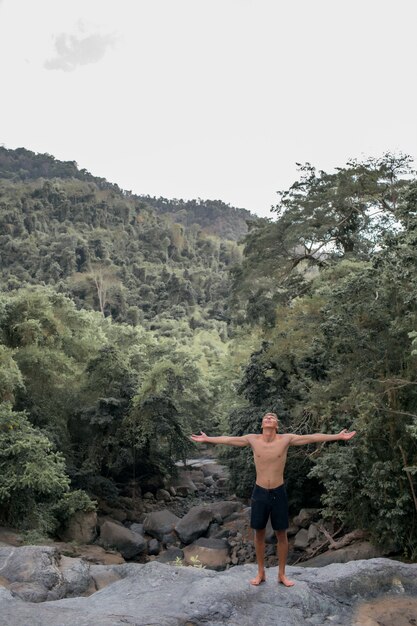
[0,558,416,625]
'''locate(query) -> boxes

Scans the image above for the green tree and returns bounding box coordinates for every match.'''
[0,403,70,531]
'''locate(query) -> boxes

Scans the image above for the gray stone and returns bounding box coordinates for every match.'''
[307,523,320,543]
[161,532,178,547]
[0,546,92,602]
[292,508,319,528]
[129,523,144,535]
[147,539,160,556]
[143,510,180,541]
[59,511,98,544]
[0,546,61,591]
[183,537,230,571]
[175,505,214,544]
[156,547,184,564]
[208,500,243,522]
[99,521,146,559]
[294,528,310,550]
[201,462,228,479]
[1,558,417,625]
[301,541,385,567]
[170,471,198,495]
[156,489,171,502]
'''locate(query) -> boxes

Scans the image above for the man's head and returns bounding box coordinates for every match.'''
[261,412,278,431]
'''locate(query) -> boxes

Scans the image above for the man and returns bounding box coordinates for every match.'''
[191,412,356,587]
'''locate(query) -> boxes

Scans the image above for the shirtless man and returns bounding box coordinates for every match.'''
[191,412,356,587]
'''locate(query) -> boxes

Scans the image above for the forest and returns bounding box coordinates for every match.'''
[0,147,416,558]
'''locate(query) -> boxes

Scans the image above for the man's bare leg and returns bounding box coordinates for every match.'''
[250,528,266,585]
[275,530,295,587]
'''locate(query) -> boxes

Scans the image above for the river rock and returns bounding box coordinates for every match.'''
[99,521,146,559]
[147,539,160,556]
[208,500,243,522]
[0,546,92,602]
[156,489,171,502]
[59,510,98,544]
[129,523,144,535]
[302,540,386,567]
[183,537,230,571]
[170,471,198,496]
[292,508,319,528]
[156,547,184,563]
[201,462,228,479]
[175,505,214,544]
[294,528,310,550]
[143,510,180,541]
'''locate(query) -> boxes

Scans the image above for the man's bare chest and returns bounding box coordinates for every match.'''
[251,440,288,463]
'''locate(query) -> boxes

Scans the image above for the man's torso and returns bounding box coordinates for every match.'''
[247,433,291,489]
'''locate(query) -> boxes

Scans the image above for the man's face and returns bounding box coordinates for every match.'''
[262,413,278,431]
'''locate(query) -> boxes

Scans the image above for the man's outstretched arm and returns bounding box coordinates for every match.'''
[190,431,251,447]
[289,429,356,446]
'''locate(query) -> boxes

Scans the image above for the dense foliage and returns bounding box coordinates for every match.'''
[226,154,417,556]
[1,147,417,558]
[0,147,251,530]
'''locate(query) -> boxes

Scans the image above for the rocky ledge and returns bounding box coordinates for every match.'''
[0,551,416,626]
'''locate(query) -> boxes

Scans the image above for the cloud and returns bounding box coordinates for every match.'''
[44,28,117,72]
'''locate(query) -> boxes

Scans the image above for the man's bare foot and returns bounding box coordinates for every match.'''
[278,574,295,587]
[250,572,266,586]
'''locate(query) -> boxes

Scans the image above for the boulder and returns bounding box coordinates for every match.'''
[57,544,125,566]
[129,523,144,535]
[156,547,184,564]
[0,546,61,592]
[56,556,92,598]
[99,521,146,559]
[201,462,228,479]
[208,501,242,522]
[183,538,230,571]
[161,532,178,547]
[216,478,229,491]
[155,489,171,502]
[307,523,320,543]
[0,546,92,602]
[175,505,214,544]
[143,510,180,541]
[294,528,310,550]
[89,565,122,592]
[59,511,98,544]
[292,508,320,528]
[170,471,198,496]
[147,539,160,556]
[1,557,417,625]
[302,541,386,567]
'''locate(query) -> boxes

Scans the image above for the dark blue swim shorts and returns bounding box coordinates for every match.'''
[250,483,289,531]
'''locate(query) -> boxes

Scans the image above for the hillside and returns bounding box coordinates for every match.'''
[0,147,253,328]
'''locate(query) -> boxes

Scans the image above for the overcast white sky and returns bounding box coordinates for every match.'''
[1,0,416,217]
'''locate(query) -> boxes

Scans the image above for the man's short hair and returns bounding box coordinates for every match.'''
[262,412,278,421]
[261,412,279,431]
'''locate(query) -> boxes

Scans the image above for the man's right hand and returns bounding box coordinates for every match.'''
[190,431,209,442]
